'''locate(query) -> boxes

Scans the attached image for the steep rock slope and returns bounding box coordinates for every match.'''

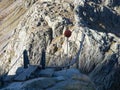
[0,0,37,74]
[0,0,120,90]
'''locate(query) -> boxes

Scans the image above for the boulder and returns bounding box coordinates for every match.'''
[1,82,22,90]
[14,65,38,81]
[72,74,92,83]
[54,68,80,78]
[38,68,55,77]
[54,76,65,82]
[1,68,96,90]
[21,77,56,89]
[47,79,95,90]
[0,0,120,90]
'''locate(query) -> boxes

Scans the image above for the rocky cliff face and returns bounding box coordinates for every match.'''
[0,0,120,90]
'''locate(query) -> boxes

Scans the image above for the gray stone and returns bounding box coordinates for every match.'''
[54,76,65,82]
[54,68,80,78]
[38,68,55,77]
[0,0,120,90]
[14,65,38,81]
[47,79,95,90]
[21,77,56,89]
[1,82,22,90]
[63,2,74,12]
[72,74,92,83]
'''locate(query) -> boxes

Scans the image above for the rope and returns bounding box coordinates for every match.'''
[6,53,23,75]
[58,32,85,69]
[3,27,86,76]
[67,38,69,60]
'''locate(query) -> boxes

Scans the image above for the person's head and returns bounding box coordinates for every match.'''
[23,49,27,54]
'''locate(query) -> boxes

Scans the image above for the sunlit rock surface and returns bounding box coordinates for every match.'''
[0,0,120,90]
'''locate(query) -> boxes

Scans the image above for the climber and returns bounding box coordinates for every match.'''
[64,29,72,38]
[64,29,72,68]
[23,49,29,69]
[40,49,46,69]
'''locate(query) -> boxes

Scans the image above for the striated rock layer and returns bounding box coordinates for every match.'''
[0,0,120,90]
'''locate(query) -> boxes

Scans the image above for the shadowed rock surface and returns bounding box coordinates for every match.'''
[1,68,96,90]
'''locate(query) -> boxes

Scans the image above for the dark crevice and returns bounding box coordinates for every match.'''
[75,2,120,37]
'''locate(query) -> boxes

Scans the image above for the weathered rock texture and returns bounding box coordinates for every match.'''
[0,0,120,90]
[1,68,96,90]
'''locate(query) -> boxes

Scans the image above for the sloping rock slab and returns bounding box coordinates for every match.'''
[38,68,55,77]
[47,79,95,90]
[14,65,38,81]
[54,76,65,82]
[54,68,80,78]
[1,82,22,90]
[21,77,56,89]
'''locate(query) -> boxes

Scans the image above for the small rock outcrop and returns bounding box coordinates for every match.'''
[1,68,96,90]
